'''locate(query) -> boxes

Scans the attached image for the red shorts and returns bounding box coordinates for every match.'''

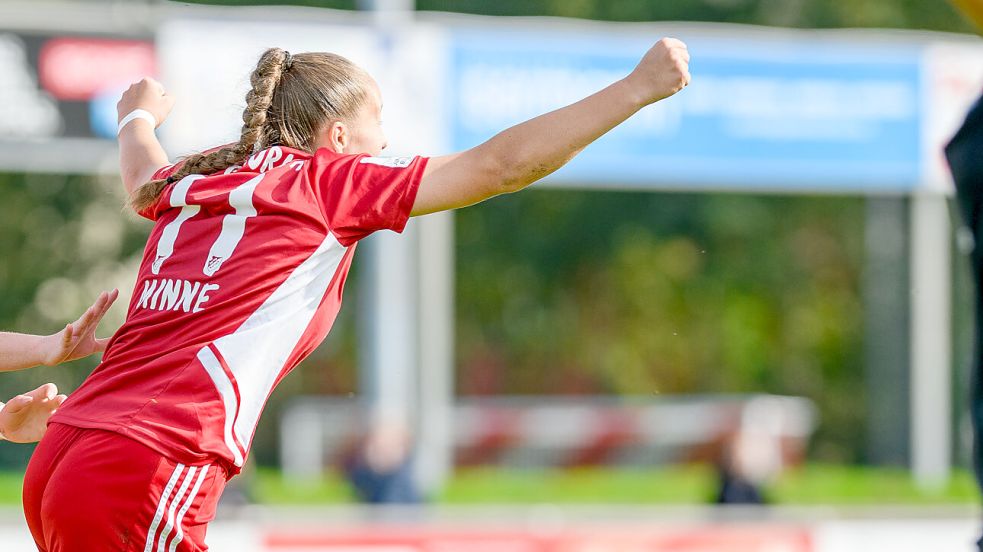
[23,423,227,552]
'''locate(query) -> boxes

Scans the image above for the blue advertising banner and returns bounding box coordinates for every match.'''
[448,28,924,193]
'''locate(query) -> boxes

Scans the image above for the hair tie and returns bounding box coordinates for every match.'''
[283,51,293,71]
[166,175,179,184]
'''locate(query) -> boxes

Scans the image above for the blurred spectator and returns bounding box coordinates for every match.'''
[715,466,765,505]
[714,397,789,505]
[343,422,421,504]
[715,434,767,505]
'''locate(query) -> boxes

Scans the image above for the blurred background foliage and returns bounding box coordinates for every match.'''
[191,0,974,33]
[0,0,974,469]
[455,190,867,462]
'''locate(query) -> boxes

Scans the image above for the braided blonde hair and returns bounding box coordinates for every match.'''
[131,47,370,211]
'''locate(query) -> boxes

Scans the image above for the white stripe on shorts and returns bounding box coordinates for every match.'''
[167,465,210,552]
[156,466,198,551]
[144,464,185,552]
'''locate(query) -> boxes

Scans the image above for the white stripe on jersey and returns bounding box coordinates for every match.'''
[167,465,210,552]
[152,176,205,275]
[206,234,346,462]
[197,346,245,467]
[203,173,263,277]
[156,466,198,551]
[144,463,185,552]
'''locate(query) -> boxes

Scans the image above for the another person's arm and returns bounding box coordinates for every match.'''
[0,290,118,371]
[411,38,690,216]
[116,78,174,196]
[0,384,67,443]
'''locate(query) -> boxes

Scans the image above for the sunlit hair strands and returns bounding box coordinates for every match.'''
[130,48,371,212]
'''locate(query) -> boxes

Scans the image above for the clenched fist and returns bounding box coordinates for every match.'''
[117,77,175,128]
[625,37,691,105]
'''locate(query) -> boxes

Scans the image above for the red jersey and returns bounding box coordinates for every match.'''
[52,146,427,475]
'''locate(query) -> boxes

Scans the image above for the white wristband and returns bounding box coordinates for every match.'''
[117,109,157,135]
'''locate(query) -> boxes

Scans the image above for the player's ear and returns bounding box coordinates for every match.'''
[324,121,349,154]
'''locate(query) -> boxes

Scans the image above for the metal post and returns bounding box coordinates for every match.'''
[279,401,324,482]
[414,210,455,494]
[864,197,910,466]
[909,192,953,489]
[356,0,419,425]
[359,0,458,498]
[358,226,419,433]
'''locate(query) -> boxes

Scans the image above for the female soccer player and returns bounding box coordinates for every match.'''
[0,289,117,443]
[24,38,689,551]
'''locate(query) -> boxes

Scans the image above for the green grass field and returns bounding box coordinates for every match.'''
[246,464,981,505]
[0,464,977,506]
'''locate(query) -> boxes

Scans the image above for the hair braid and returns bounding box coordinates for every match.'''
[130,48,290,212]
[241,48,288,153]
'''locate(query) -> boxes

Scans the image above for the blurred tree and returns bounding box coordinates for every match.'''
[455,190,867,461]
[0,172,146,466]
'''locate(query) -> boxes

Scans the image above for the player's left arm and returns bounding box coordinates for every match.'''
[0,290,118,371]
[117,78,174,197]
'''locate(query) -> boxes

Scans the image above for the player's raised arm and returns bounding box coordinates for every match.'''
[410,38,690,217]
[117,78,174,198]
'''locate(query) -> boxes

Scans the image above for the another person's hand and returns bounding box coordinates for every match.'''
[117,77,175,128]
[0,383,66,443]
[625,37,691,105]
[41,289,118,366]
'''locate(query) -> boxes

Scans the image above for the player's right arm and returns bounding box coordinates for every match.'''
[117,78,175,197]
[410,38,690,217]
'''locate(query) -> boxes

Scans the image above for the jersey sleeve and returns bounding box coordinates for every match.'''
[308,150,428,245]
[136,163,180,221]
